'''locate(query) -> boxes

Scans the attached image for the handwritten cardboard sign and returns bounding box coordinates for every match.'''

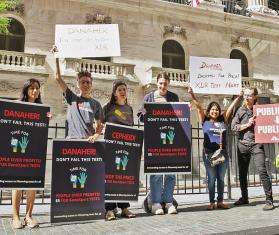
[254,103,279,143]
[189,56,241,95]
[55,24,121,58]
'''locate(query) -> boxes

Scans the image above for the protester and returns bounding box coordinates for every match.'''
[189,87,242,210]
[103,79,136,220]
[12,79,46,229]
[231,87,274,210]
[52,46,103,141]
[138,72,178,215]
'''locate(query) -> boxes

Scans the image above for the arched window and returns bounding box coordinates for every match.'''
[230,49,249,77]
[268,0,279,11]
[162,40,185,70]
[0,18,25,52]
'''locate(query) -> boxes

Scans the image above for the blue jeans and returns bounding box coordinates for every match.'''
[150,174,175,204]
[203,152,228,203]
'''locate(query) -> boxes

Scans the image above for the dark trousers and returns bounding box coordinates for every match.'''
[237,142,273,202]
[105,202,130,211]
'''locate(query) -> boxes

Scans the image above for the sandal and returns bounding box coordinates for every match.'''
[121,208,135,218]
[23,217,39,229]
[206,203,216,210]
[217,202,230,209]
[105,210,116,221]
[12,219,23,229]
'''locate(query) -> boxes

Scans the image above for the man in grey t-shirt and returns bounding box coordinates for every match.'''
[64,87,103,139]
[53,47,103,141]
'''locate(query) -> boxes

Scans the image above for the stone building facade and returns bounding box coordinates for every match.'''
[0,0,279,126]
[0,0,279,186]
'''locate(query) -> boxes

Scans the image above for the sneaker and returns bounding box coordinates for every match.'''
[121,208,136,218]
[12,218,23,229]
[166,203,178,214]
[151,203,164,215]
[217,202,230,209]
[105,210,116,221]
[234,197,249,206]
[206,203,216,210]
[263,201,274,211]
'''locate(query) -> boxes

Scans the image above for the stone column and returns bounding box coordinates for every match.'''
[246,0,278,16]
[247,0,268,7]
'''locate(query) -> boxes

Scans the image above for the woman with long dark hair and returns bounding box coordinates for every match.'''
[103,79,135,220]
[12,79,43,229]
[231,87,274,210]
[189,87,242,210]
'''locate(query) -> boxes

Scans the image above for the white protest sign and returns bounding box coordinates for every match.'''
[189,56,241,95]
[55,24,121,58]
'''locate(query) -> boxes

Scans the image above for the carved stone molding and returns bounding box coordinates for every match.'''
[7,3,24,16]
[163,25,187,39]
[0,82,20,93]
[85,13,112,24]
[231,35,250,50]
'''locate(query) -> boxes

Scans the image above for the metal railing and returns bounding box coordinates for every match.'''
[222,0,249,16]
[163,0,279,16]
[0,122,278,204]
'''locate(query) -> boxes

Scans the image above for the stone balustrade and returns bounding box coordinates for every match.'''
[150,67,189,87]
[62,58,136,80]
[0,50,47,74]
[242,77,274,94]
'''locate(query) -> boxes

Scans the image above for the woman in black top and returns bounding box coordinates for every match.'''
[12,79,49,229]
[103,79,135,220]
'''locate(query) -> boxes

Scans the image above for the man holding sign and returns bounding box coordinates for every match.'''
[52,46,103,141]
[231,88,274,210]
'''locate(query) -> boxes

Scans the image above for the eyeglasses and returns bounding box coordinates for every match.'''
[79,81,92,85]
[243,94,254,99]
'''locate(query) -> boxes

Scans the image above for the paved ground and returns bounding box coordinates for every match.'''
[1,188,279,235]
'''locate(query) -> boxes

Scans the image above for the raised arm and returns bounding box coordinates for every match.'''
[52,46,68,92]
[223,91,243,123]
[231,109,255,133]
[188,87,205,123]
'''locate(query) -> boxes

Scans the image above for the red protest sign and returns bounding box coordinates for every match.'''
[254,103,279,143]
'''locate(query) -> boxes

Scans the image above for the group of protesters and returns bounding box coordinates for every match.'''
[10,48,275,229]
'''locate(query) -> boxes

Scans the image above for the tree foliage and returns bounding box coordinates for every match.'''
[0,0,20,34]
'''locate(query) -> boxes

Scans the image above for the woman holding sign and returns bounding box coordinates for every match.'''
[189,87,242,210]
[103,80,136,220]
[12,79,46,229]
[138,72,179,215]
[231,88,274,210]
